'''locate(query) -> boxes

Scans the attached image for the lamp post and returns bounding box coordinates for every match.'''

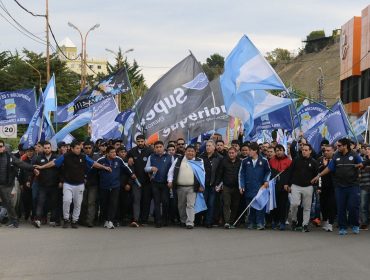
[68,22,100,91]
[105,48,134,111]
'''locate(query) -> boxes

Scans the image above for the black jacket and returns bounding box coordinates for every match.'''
[288,155,318,187]
[34,153,59,188]
[172,156,201,192]
[215,157,242,188]
[127,146,152,185]
[0,152,34,187]
[200,152,223,188]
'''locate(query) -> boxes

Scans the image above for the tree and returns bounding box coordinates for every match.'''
[304,30,327,53]
[265,48,292,68]
[202,53,224,81]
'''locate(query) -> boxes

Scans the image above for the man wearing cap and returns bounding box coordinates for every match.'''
[127,135,152,225]
[0,139,39,227]
[35,140,111,228]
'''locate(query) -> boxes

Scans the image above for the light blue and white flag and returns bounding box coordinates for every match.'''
[251,178,277,213]
[43,74,57,114]
[352,107,368,136]
[20,94,55,149]
[296,102,329,131]
[220,35,288,134]
[91,97,120,141]
[51,110,92,145]
[188,159,206,188]
[265,178,277,213]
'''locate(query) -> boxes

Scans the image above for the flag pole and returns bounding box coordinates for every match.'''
[232,170,285,227]
[365,106,370,143]
[339,99,358,144]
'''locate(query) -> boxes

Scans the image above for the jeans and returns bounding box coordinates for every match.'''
[360,188,370,225]
[140,183,152,223]
[81,184,98,225]
[245,196,265,226]
[335,185,360,229]
[203,186,216,225]
[100,187,120,222]
[36,186,58,222]
[0,186,18,223]
[152,182,169,224]
[222,187,240,224]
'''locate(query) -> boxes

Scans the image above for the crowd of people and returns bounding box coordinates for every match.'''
[0,133,369,236]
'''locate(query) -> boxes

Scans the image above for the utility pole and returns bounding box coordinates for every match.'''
[45,0,50,82]
[318,67,324,104]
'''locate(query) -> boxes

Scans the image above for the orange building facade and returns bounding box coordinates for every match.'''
[341,5,370,115]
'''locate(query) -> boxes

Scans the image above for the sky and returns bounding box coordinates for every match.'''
[1,0,369,87]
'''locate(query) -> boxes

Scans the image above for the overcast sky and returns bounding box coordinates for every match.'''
[1,0,369,86]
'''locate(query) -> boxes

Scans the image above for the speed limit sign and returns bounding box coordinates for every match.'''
[0,124,17,138]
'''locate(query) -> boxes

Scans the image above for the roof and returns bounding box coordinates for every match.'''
[59,37,76,48]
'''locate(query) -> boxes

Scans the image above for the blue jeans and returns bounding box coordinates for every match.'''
[335,186,360,229]
[360,189,370,225]
[245,196,265,226]
[203,186,216,225]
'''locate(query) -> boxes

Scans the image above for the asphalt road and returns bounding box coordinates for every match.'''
[0,224,369,280]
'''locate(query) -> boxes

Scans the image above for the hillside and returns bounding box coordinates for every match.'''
[275,41,340,106]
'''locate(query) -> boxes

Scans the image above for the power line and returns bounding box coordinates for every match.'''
[0,0,46,44]
[48,23,81,61]
[13,0,45,17]
[0,10,46,46]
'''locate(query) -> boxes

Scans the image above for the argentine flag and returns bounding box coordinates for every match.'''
[220,35,289,134]
[43,74,57,114]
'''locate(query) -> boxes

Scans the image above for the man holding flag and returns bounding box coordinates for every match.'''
[168,145,205,229]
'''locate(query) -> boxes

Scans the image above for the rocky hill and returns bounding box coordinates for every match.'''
[275,41,340,106]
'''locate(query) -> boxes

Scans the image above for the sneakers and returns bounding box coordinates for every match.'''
[224,223,230,229]
[339,228,348,235]
[63,219,70,228]
[7,221,19,228]
[71,221,78,229]
[33,220,41,228]
[229,225,236,229]
[302,225,310,232]
[106,221,115,229]
[130,221,140,228]
[186,225,194,229]
[360,224,368,231]
[325,224,333,232]
[291,221,297,231]
[321,221,328,231]
[352,226,360,234]
[257,224,265,230]
[49,222,56,227]
[279,223,286,231]
[312,218,321,227]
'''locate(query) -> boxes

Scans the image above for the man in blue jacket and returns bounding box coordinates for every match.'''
[239,142,271,230]
[97,146,136,229]
[145,141,174,227]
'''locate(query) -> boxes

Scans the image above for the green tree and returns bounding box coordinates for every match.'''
[265,48,292,68]
[304,30,327,53]
[202,53,224,81]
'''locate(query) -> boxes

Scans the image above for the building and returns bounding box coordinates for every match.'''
[57,37,108,77]
[340,5,370,115]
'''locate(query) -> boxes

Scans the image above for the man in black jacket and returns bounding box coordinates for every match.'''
[127,135,152,225]
[0,140,39,227]
[216,147,242,229]
[200,140,223,228]
[33,141,59,228]
[288,143,318,232]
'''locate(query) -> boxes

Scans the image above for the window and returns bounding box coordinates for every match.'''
[97,65,102,69]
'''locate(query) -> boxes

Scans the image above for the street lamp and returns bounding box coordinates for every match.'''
[68,22,100,91]
[105,48,134,111]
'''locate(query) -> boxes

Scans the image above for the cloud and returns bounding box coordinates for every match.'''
[1,0,369,86]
